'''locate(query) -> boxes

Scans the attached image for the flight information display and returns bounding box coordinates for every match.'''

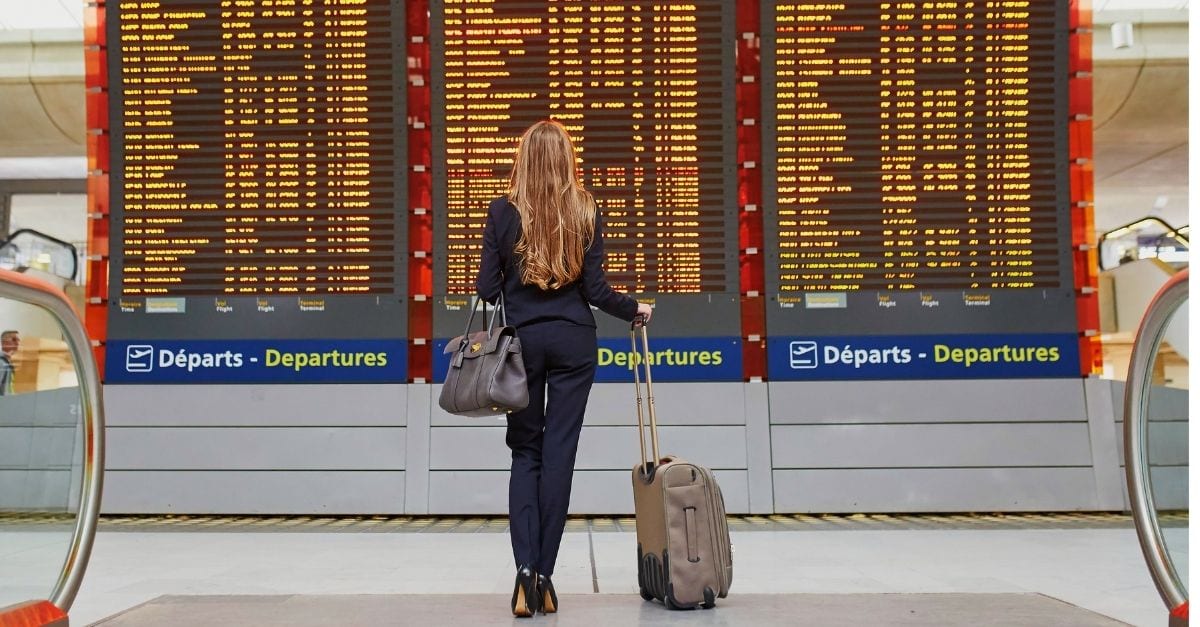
[763,0,1076,338]
[429,0,741,340]
[107,0,407,343]
[103,0,408,383]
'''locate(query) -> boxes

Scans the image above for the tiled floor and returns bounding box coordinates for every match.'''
[93,593,1130,626]
[37,515,1183,626]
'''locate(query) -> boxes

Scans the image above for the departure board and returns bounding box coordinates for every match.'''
[763,0,1077,337]
[429,0,741,339]
[107,0,407,342]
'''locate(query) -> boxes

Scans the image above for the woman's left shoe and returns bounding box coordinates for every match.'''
[538,574,557,614]
[511,564,539,618]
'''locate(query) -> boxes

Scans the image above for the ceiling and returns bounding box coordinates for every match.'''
[1092,61,1189,232]
[1090,11,1190,233]
[1095,0,1188,9]
[0,0,80,29]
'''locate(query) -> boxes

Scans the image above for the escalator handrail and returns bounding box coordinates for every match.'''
[0,268,104,611]
[1122,267,1188,612]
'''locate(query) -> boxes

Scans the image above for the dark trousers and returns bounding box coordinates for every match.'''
[507,320,597,576]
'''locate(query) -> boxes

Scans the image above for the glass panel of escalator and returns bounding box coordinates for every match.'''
[1100,218,1189,271]
[0,298,86,607]
[0,230,79,284]
[1146,296,1188,591]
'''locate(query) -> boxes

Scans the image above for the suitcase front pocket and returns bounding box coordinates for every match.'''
[666,482,714,606]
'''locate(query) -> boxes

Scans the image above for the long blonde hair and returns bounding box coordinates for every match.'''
[507,120,596,290]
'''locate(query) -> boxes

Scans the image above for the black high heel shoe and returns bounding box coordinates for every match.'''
[537,574,557,614]
[511,564,539,618]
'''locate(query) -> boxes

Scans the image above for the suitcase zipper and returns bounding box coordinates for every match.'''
[706,468,733,593]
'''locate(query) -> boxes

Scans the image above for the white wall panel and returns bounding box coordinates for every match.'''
[768,379,1087,424]
[102,471,405,514]
[105,385,408,426]
[427,470,749,515]
[428,426,746,471]
[431,382,748,427]
[774,468,1103,513]
[92,379,1136,514]
[771,423,1093,468]
[107,427,406,470]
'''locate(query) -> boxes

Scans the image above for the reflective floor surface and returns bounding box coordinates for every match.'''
[94,592,1127,626]
[35,514,1182,626]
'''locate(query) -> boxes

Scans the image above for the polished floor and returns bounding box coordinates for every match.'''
[93,593,1128,626]
[39,514,1183,626]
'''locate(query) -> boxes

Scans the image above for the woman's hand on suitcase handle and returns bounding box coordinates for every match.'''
[635,302,653,326]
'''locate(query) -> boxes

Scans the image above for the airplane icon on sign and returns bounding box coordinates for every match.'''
[126,345,154,372]
[789,341,818,369]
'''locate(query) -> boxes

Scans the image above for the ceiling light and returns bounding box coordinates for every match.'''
[1111,22,1134,49]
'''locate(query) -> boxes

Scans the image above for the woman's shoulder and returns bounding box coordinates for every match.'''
[487,195,517,219]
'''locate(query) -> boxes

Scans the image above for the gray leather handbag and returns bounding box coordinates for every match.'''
[439,294,529,417]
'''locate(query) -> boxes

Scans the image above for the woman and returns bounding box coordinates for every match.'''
[476,120,652,617]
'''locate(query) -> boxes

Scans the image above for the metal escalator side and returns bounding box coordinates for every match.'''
[0,268,104,625]
[1123,268,1188,626]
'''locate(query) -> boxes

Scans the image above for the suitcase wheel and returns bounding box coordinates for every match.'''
[639,586,655,601]
[702,586,716,609]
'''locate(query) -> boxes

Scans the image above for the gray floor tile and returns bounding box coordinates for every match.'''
[90,593,1131,627]
[59,526,1173,626]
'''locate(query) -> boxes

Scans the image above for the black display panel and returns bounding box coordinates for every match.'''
[429,0,740,339]
[107,0,407,341]
[762,0,1077,336]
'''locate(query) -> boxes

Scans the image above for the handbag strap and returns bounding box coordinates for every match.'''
[452,297,486,367]
[487,292,507,329]
[461,295,486,340]
[462,292,508,346]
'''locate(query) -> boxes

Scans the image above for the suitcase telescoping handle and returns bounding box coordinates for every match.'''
[631,315,661,472]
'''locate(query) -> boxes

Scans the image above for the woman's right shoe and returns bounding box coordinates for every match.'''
[511,564,539,618]
[538,574,557,614]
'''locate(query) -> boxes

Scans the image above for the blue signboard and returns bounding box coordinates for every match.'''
[767,334,1080,380]
[433,336,742,383]
[106,339,407,383]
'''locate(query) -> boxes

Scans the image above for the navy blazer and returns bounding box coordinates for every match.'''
[476,196,638,328]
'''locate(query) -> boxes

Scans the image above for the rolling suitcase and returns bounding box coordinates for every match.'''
[629,318,733,610]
